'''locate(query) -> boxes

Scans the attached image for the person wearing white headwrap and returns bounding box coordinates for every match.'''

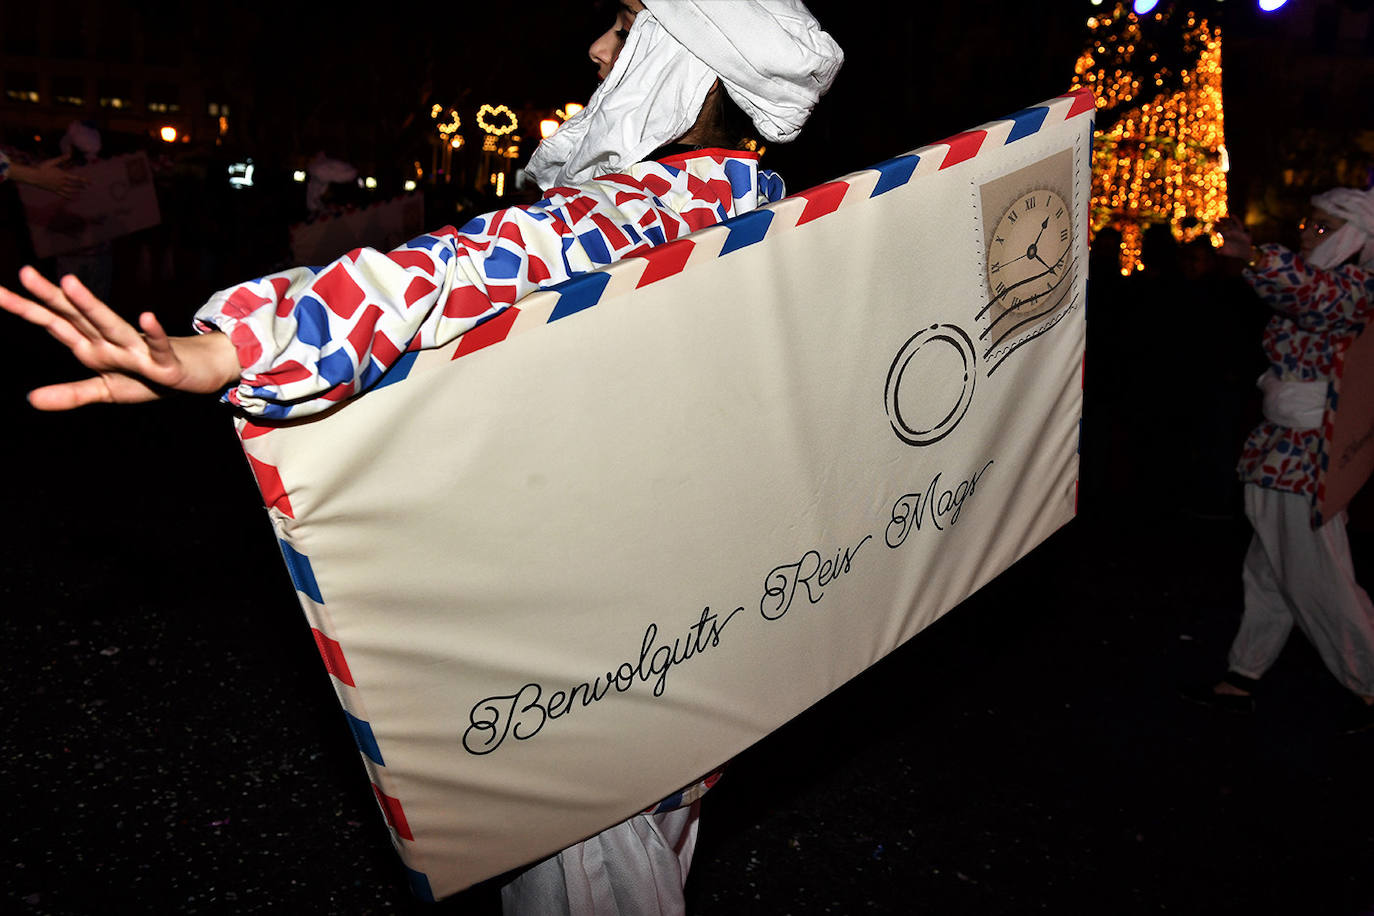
[503,6,841,913]
[1307,186,1374,272]
[304,151,359,215]
[58,120,102,162]
[1187,190,1374,733]
[524,0,842,191]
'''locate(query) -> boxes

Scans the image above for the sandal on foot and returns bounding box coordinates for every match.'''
[1179,671,1257,715]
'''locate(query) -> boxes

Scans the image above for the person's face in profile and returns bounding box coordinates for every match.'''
[1298,208,1346,261]
[590,0,646,80]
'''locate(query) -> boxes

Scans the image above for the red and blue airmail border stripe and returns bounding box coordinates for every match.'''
[396,87,1095,376]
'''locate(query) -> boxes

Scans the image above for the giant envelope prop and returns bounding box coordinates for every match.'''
[19,152,161,259]
[1318,324,1374,525]
[236,89,1096,899]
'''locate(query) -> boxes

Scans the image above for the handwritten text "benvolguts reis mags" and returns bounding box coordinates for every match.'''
[460,458,994,756]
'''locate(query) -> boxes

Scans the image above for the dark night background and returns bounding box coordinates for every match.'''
[2,1,1373,914]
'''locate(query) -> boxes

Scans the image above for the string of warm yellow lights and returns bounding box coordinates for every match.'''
[1071,3,1229,275]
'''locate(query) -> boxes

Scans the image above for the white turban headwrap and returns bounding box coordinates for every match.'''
[59,121,101,159]
[523,0,843,190]
[1308,186,1374,271]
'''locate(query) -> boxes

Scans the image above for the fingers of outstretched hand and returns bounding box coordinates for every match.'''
[0,281,92,352]
[15,266,102,339]
[27,377,114,411]
[28,372,161,411]
[59,273,142,347]
[136,312,179,367]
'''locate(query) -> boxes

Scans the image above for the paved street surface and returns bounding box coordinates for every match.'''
[3,341,1372,915]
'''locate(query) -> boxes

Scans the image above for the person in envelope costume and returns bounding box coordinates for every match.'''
[1,2,843,913]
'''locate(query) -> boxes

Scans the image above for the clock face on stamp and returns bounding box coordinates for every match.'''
[986,188,1072,316]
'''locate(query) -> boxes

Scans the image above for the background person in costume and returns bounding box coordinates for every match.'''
[1187,187,1374,734]
[50,121,116,302]
[0,1,842,912]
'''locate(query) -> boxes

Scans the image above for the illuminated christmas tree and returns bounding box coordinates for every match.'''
[1071,3,1229,275]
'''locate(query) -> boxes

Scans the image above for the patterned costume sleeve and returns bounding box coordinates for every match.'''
[1245,243,1373,335]
[195,152,774,419]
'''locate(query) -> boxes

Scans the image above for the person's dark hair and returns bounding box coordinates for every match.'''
[681,82,755,150]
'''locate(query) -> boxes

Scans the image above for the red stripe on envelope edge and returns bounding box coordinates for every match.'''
[244,454,294,517]
[453,306,521,360]
[1063,87,1096,118]
[634,238,695,288]
[311,627,356,687]
[373,785,415,841]
[937,130,987,169]
[795,181,849,225]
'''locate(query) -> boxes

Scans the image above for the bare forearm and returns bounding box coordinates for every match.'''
[168,330,243,394]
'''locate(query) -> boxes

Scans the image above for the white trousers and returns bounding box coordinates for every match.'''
[1228,484,1374,698]
[500,801,700,916]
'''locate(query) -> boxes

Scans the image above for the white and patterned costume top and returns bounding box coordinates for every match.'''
[195,149,784,420]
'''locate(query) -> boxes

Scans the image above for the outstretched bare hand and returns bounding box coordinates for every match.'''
[0,266,241,411]
[1214,217,1254,261]
[10,156,90,198]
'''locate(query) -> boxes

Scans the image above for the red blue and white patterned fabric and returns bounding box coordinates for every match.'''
[194,149,783,419]
[1237,243,1374,512]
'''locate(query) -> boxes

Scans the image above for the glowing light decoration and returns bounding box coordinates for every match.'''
[540,118,561,139]
[1071,2,1230,274]
[476,104,518,136]
[228,160,255,189]
[1258,0,1289,10]
[556,102,585,120]
[293,170,307,183]
[159,126,178,143]
[1133,0,1158,13]
[432,105,462,139]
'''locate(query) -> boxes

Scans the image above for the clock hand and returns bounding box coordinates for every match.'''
[978,248,1074,318]
[1024,216,1052,261]
[1036,245,1073,273]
